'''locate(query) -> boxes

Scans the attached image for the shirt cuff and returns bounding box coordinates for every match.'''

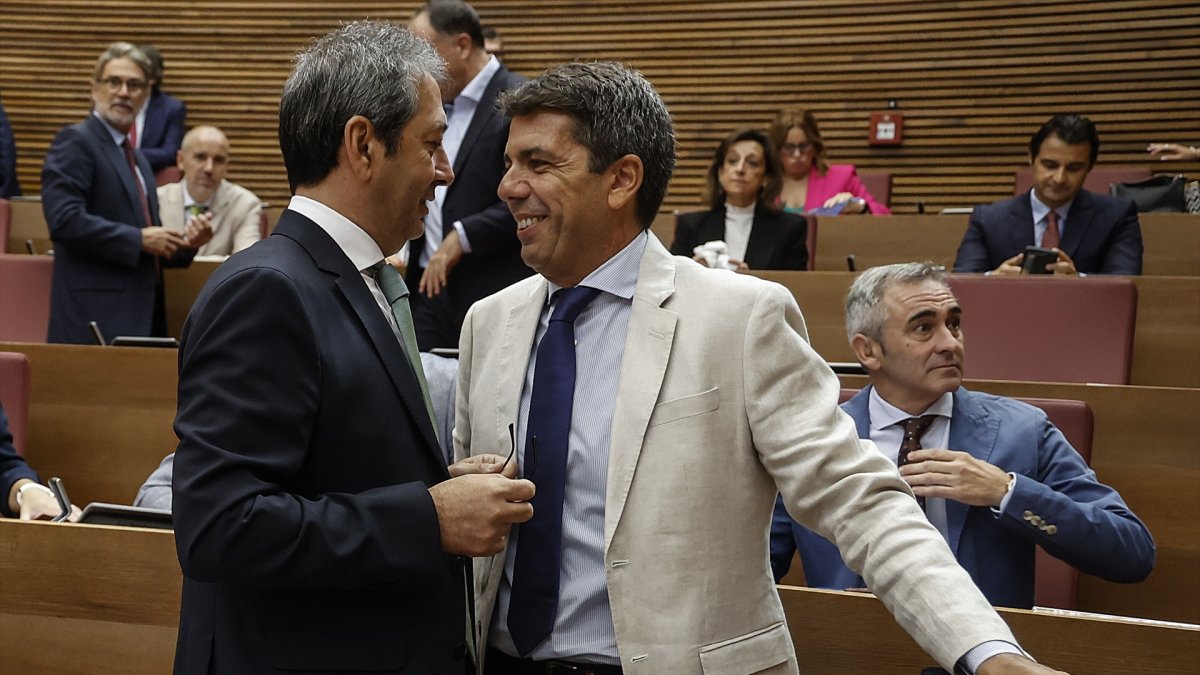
[958,640,1027,674]
[991,472,1017,515]
[452,221,472,253]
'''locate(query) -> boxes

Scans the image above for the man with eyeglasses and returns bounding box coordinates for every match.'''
[40,42,211,344]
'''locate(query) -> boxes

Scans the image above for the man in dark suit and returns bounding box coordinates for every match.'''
[771,262,1154,609]
[953,114,1143,275]
[407,0,531,350]
[135,44,187,173]
[1,403,77,521]
[41,42,209,344]
[171,22,533,674]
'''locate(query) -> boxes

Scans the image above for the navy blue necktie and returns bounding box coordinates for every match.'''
[508,285,601,656]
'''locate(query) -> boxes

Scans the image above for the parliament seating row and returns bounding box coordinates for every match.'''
[1,519,1195,675]
[2,341,1196,624]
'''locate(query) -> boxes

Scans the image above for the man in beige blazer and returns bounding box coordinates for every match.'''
[157,125,262,257]
[452,62,1065,675]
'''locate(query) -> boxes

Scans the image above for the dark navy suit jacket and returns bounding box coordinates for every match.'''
[771,386,1155,609]
[670,204,809,270]
[953,189,1143,275]
[172,212,470,674]
[41,114,193,344]
[406,64,532,350]
[140,91,186,172]
[0,405,38,518]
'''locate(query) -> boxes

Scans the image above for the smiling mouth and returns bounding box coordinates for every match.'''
[517,216,546,231]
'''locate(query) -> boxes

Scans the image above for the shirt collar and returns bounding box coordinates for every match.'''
[457,55,500,107]
[546,230,647,304]
[868,387,954,433]
[287,195,386,273]
[91,111,128,146]
[1029,189,1072,224]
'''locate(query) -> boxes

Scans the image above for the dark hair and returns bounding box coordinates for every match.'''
[278,21,445,192]
[499,61,677,229]
[702,128,782,208]
[769,107,828,175]
[1029,114,1099,166]
[138,44,165,93]
[422,0,485,49]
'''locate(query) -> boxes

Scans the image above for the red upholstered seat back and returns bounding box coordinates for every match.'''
[154,166,182,187]
[0,351,32,456]
[947,274,1136,385]
[1013,166,1152,197]
[858,170,892,210]
[0,198,10,253]
[0,254,53,342]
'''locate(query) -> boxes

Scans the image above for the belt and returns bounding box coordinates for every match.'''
[485,646,623,675]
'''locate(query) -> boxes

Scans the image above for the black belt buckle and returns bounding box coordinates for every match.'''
[544,661,583,674]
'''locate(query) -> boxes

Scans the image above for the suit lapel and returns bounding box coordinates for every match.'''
[274,213,445,468]
[497,279,548,451]
[451,66,505,177]
[946,387,999,555]
[1059,190,1094,259]
[605,237,679,548]
[87,115,145,227]
[842,387,873,438]
[1010,192,1035,252]
[744,206,781,270]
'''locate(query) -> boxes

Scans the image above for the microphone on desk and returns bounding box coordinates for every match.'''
[846,254,857,272]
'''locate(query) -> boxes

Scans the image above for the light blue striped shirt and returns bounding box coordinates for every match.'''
[1029,190,1071,245]
[489,232,648,664]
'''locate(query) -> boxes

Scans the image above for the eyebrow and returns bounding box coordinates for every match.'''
[905,306,961,323]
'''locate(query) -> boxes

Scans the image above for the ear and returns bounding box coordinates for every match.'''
[850,333,883,372]
[342,115,375,180]
[176,149,186,171]
[606,154,644,213]
[454,32,473,58]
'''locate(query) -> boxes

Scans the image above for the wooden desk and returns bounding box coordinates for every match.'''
[0,520,181,675]
[1141,213,1200,276]
[754,271,1200,389]
[840,374,1200,624]
[0,342,178,507]
[7,197,50,254]
[781,586,1200,674]
[164,260,223,338]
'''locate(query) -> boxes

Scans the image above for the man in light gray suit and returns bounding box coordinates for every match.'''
[452,62,1066,675]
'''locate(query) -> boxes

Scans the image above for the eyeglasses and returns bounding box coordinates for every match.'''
[97,77,148,95]
[779,142,812,155]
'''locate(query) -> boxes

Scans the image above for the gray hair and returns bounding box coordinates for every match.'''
[278,20,446,192]
[845,262,949,343]
[93,42,152,82]
[499,61,676,229]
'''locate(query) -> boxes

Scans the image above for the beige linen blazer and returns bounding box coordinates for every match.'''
[157,179,262,257]
[456,235,1016,674]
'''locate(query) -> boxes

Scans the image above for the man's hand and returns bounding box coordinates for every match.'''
[184,212,214,250]
[1047,249,1078,276]
[449,453,518,479]
[11,480,81,521]
[141,227,188,257]
[429,473,534,557]
[977,653,1068,674]
[899,448,1012,507]
[991,253,1024,276]
[419,229,464,298]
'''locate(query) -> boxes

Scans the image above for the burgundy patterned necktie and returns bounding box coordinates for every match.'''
[899,415,938,509]
[122,139,154,229]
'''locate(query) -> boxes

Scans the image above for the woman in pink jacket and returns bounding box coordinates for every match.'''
[770,107,890,215]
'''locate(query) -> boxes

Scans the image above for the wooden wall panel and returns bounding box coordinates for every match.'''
[1,1,1198,215]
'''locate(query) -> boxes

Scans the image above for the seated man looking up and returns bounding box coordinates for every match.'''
[771,261,1155,609]
[157,125,263,257]
[953,114,1142,275]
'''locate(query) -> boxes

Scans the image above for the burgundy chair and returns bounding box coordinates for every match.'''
[0,351,32,456]
[857,170,893,210]
[838,388,1094,609]
[672,209,816,271]
[947,274,1137,385]
[0,198,10,253]
[154,165,182,187]
[1013,166,1151,197]
[0,254,53,342]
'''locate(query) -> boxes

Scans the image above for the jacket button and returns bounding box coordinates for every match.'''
[1045,525,1058,535]
[1022,510,1034,521]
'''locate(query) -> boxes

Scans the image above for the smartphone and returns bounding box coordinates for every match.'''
[48,477,71,522]
[1021,246,1058,275]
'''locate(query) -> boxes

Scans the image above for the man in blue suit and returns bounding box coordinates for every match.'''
[41,42,209,344]
[135,44,187,173]
[953,114,1143,276]
[171,22,533,674]
[771,262,1154,609]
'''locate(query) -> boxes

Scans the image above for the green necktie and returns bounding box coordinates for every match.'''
[370,261,475,666]
[369,261,438,445]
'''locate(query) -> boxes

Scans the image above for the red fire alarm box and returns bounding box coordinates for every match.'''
[869,111,904,146]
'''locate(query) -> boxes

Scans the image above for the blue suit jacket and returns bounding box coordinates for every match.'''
[139,91,186,172]
[0,404,38,518]
[41,114,192,344]
[172,211,470,673]
[669,204,809,270]
[952,189,1143,275]
[406,64,532,350]
[771,386,1155,609]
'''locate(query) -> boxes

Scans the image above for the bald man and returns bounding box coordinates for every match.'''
[157,125,263,257]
